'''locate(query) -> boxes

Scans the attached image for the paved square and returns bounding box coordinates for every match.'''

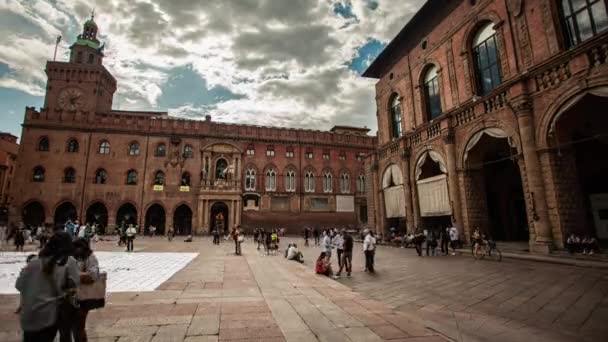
[0,238,445,342]
[0,251,198,294]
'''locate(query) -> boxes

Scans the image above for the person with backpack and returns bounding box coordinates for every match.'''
[16,231,80,342]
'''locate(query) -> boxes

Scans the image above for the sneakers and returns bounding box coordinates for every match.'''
[331,275,340,279]
[451,252,456,256]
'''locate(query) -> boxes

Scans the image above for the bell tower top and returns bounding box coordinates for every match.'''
[69,13,104,65]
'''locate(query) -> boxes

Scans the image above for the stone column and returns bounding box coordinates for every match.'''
[444,130,464,236]
[400,149,415,234]
[513,98,553,253]
[410,166,421,230]
[236,200,242,225]
[203,200,209,232]
[371,159,382,235]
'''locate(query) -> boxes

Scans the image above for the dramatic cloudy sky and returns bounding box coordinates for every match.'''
[0,0,425,139]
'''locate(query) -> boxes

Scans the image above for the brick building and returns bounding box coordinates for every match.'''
[363,0,608,251]
[9,18,376,235]
[0,132,18,223]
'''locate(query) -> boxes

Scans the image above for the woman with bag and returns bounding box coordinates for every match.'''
[15,231,80,342]
[74,238,102,342]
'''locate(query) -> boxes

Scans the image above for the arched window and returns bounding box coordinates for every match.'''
[94,169,107,184]
[265,169,276,192]
[423,65,442,120]
[76,51,83,63]
[340,173,350,194]
[126,170,137,185]
[560,0,608,47]
[472,22,502,95]
[66,139,79,153]
[154,171,165,185]
[286,170,296,192]
[88,54,94,64]
[32,166,45,182]
[390,95,403,139]
[99,140,110,154]
[63,167,76,183]
[38,137,50,152]
[323,172,333,193]
[245,169,256,191]
[305,171,315,192]
[155,143,166,157]
[183,144,194,159]
[181,172,191,186]
[357,175,366,193]
[129,142,140,156]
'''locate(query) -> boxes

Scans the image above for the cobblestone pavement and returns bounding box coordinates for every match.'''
[0,237,446,342]
[289,238,608,342]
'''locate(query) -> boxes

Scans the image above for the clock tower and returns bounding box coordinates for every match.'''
[44,14,116,114]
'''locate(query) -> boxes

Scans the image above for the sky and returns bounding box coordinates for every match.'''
[0,0,425,140]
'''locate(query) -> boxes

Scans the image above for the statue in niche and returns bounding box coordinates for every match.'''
[216,159,228,180]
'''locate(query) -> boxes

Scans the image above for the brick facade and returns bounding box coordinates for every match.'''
[364,0,608,251]
[0,133,18,223]
[8,19,376,235]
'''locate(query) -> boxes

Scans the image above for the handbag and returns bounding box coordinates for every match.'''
[79,272,107,310]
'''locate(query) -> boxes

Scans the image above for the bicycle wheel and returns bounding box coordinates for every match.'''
[491,248,502,262]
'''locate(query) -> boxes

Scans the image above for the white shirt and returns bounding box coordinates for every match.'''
[126,226,137,237]
[322,235,332,253]
[363,234,376,251]
[333,235,344,250]
[449,227,459,241]
[287,246,298,260]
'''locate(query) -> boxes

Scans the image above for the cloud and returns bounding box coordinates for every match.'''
[0,0,428,138]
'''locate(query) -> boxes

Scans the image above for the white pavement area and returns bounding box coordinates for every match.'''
[0,251,198,294]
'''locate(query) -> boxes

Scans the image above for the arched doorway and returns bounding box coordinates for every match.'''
[116,203,137,228]
[54,202,77,229]
[145,204,166,235]
[173,204,193,235]
[550,92,608,241]
[22,201,45,227]
[210,202,229,234]
[415,151,452,232]
[86,202,108,234]
[464,132,528,241]
[382,164,406,235]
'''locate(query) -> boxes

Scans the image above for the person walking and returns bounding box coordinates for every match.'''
[313,227,320,246]
[333,230,344,274]
[321,230,332,259]
[126,224,137,252]
[440,227,449,255]
[363,230,376,273]
[231,226,242,255]
[337,230,353,277]
[265,229,272,256]
[304,227,310,247]
[257,228,264,250]
[253,228,260,249]
[426,230,438,256]
[16,231,80,342]
[449,225,459,256]
[73,237,101,342]
[14,225,25,252]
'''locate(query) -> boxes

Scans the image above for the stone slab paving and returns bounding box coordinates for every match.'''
[288,238,607,342]
[0,237,445,342]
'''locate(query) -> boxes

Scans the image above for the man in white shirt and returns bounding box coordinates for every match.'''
[449,226,459,256]
[333,232,345,273]
[321,230,332,258]
[363,230,376,273]
[287,244,304,263]
[126,224,137,252]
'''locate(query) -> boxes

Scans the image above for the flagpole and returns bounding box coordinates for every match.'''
[53,36,62,61]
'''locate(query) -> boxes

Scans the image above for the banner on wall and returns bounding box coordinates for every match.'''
[336,195,355,212]
[383,185,406,218]
[417,174,451,217]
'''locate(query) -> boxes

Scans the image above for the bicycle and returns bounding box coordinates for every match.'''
[473,239,502,262]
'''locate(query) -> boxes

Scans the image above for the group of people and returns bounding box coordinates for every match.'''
[566,233,599,255]
[15,231,102,342]
[401,225,460,257]
[253,228,280,255]
[315,228,363,278]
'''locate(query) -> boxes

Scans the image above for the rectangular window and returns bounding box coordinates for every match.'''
[323,153,330,160]
[560,0,608,47]
[286,151,294,158]
[305,152,313,159]
[246,149,255,156]
[266,150,275,157]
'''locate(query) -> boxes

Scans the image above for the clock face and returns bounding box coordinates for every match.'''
[58,87,85,111]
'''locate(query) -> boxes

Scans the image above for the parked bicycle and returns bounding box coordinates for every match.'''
[473,239,502,262]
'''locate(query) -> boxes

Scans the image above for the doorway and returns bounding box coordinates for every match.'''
[210,202,229,234]
[173,204,193,235]
[86,202,108,234]
[22,201,45,227]
[466,134,528,241]
[116,203,138,228]
[145,204,166,235]
[54,202,77,229]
